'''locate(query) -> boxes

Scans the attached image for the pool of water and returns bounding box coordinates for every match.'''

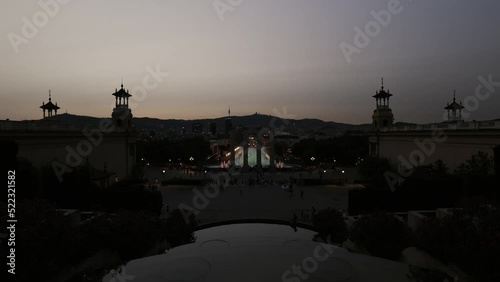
[103,222,411,282]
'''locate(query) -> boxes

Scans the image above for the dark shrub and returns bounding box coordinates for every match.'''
[357,156,392,189]
[416,215,477,263]
[103,181,163,215]
[312,208,347,244]
[350,212,409,260]
[14,199,82,281]
[166,208,197,248]
[82,210,165,261]
[417,206,500,281]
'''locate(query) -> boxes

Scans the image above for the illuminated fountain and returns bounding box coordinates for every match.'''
[233,146,270,167]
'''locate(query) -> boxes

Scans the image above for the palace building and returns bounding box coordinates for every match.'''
[0,84,137,186]
[368,81,500,171]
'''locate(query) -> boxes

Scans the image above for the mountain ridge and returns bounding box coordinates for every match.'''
[39,113,371,135]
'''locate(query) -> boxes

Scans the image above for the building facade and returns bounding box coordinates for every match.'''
[0,83,137,183]
[368,83,500,171]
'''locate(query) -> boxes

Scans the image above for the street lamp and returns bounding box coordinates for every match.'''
[310,157,315,162]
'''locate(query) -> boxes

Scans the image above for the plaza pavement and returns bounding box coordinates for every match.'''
[149,168,363,225]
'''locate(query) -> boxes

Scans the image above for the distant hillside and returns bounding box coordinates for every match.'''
[47,113,369,135]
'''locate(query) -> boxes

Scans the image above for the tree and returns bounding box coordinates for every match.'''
[455,151,493,176]
[430,159,448,175]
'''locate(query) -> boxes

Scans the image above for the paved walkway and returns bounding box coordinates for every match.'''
[158,181,358,225]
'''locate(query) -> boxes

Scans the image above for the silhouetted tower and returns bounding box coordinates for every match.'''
[372,78,394,129]
[112,81,133,130]
[40,90,60,118]
[444,90,464,122]
[225,106,233,133]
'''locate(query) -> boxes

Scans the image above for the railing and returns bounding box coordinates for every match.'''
[379,120,500,132]
[0,121,87,132]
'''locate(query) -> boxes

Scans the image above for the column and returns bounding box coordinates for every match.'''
[242,132,249,172]
[230,132,236,168]
[269,136,276,172]
[256,139,262,172]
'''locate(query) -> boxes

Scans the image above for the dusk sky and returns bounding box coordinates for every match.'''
[1,0,500,124]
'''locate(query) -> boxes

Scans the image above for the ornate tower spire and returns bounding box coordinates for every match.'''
[372,78,394,129]
[112,80,133,130]
[40,90,60,118]
[445,90,464,122]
